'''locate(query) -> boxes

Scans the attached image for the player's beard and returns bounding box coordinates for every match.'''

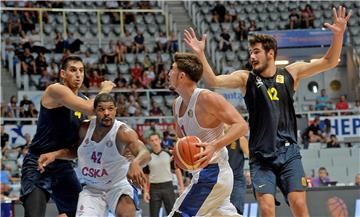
[252,60,269,75]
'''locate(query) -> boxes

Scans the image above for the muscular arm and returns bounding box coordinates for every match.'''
[172,101,184,138]
[286,6,352,90]
[183,27,249,92]
[200,91,249,151]
[117,124,151,187]
[37,121,89,172]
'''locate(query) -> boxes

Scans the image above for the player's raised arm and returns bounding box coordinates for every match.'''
[286,6,352,90]
[184,27,249,91]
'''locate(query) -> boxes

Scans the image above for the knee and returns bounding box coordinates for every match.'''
[115,195,136,217]
[259,201,274,216]
[291,197,307,209]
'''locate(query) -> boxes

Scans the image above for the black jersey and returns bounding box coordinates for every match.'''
[29,92,87,155]
[244,68,297,159]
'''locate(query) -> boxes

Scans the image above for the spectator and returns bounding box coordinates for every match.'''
[114,73,128,88]
[354,100,360,114]
[17,145,29,168]
[120,29,134,53]
[38,69,53,90]
[35,52,48,74]
[19,95,34,117]
[130,62,143,83]
[248,20,261,32]
[0,163,13,196]
[315,89,330,110]
[133,29,146,53]
[115,40,125,64]
[156,31,169,52]
[21,11,36,33]
[54,32,64,53]
[101,40,117,64]
[152,68,167,89]
[302,116,324,148]
[219,28,233,52]
[326,134,340,148]
[82,50,96,69]
[313,167,331,187]
[3,38,15,68]
[1,125,10,155]
[143,121,162,142]
[149,101,165,116]
[300,4,315,28]
[234,20,248,41]
[7,95,19,118]
[288,8,300,29]
[7,10,22,35]
[168,31,179,53]
[88,70,103,89]
[141,66,156,88]
[226,3,237,22]
[335,95,349,115]
[143,54,153,70]
[143,133,184,217]
[27,102,38,118]
[155,52,164,73]
[322,118,333,142]
[20,47,36,74]
[19,30,31,49]
[212,2,226,23]
[355,173,360,186]
[161,131,174,151]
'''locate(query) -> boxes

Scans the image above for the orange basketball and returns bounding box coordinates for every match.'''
[173,136,204,171]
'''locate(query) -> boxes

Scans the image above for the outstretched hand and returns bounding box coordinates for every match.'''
[324,6,352,35]
[183,27,206,55]
[194,142,216,169]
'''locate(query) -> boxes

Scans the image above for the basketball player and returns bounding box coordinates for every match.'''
[184,6,351,217]
[20,56,115,217]
[168,52,249,216]
[37,93,151,217]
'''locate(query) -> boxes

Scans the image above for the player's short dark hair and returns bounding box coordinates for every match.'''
[174,52,203,83]
[61,55,84,70]
[94,93,116,109]
[249,34,277,59]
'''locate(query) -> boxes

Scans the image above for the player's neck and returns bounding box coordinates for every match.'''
[92,125,112,142]
[259,64,277,78]
[178,84,197,106]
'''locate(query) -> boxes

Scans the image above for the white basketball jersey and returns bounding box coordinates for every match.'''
[77,119,130,190]
[174,88,228,164]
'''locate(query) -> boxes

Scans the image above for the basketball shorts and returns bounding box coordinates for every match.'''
[21,152,81,214]
[169,161,241,217]
[76,179,138,217]
[250,144,307,203]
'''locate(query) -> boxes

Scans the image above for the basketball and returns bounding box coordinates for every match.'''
[327,196,348,217]
[173,136,204,171]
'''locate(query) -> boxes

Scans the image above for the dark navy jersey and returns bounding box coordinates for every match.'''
[227,139,244,179]
[29,92,87,154]
[244,68,297,159]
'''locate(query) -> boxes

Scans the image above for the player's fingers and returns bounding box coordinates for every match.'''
[345,10,352,21]
[189,27,196,38]
[184,29,191,39]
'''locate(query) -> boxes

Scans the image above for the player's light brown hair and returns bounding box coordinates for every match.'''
[174,52,203,83]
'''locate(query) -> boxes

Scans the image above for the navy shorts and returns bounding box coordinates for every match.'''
[249,144,307,202]
[21,153,82,215]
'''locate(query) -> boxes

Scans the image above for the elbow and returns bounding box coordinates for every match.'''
[240,123,249,137]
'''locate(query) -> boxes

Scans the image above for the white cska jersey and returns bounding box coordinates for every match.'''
[77,119,130,190]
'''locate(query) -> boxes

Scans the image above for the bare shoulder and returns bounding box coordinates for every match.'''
[79,120,91,138]
[117,124,138,143]
[198,90,225,107]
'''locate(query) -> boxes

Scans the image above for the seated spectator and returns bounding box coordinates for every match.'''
[234,20,248,41]
[335,95,349,115]
[212,2,226,23]
[35,52,48,74]
[7,95,19,118]
[133,29,146,53]
[168,31,179,53]
[156,31,169,52]
[54,32,65,53]
[120,29,134,53]
[17,144,29,168]
[288,8,300,29]
[3,38,15,67]
[322,118,333,142]
[302,116,325,148]
[19,30,31,49]
[152,68,167,89]
[130,62,143,83]
[225,3,237,22]
[141,66,156,89]
[21,11,36,33]
[143,54,153,70]
[0,163,13,196]
[161,131,174,151]
[313,167,331,187]
[300,4,315,28]
[7,10,22,35]
[149,101,165,116]
[326,134,340,148]
[88,70,103,88]
[355,173,360,186]
[1,125,10,156]
[20,47,36,74]
[64,32,83,53]
[219,28,232,52]
[115,40,125,64]
[114,73,128,88]
[248,20,261,32]
[155,52,164,73]
[101,40,117,64]
[38,69,53,90]
[19,95,34,117]
[315,89,330,110]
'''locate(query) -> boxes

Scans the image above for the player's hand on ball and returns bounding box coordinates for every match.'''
[194,142,216,169]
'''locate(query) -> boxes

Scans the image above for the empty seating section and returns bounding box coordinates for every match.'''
[189,1,360,74]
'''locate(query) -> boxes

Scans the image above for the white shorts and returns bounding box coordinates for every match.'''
[76,179,135,217]
[169,161,241,217]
